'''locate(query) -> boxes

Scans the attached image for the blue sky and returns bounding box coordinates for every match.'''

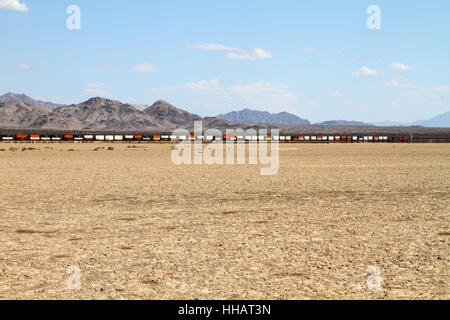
[1,0,449,122]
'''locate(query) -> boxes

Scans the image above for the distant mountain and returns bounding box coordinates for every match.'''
[0,92,64,109]
[315,120,373,126]
[370,120,406,127]
[218,109,310,125]
[413,111,450,128]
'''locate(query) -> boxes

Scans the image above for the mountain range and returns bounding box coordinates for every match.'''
[0,94,229,131]
[218,108,310,125]
[0,92,449,129]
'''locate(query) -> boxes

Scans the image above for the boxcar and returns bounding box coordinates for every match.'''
[51,136,62,141]
[16,134,28,140]
[2,136,14,140]
[30,134,40,141]
[105,135,114,141]
[96,135,105,141]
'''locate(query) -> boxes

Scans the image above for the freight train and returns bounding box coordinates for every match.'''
[0,133,410,143]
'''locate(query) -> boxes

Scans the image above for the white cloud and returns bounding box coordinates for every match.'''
[187,43,240,51]
[227,48,273,60]
[352,66,379,77]
[149,79,298,114]
[18,62,29,69]
[83,83,111,96]
[390,63,418,71]
[0,0,28,11]
[132,63,158,73]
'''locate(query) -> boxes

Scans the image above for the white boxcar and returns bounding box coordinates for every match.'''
[178,136,186,140]
[2,136,13,140]
[364,136,369,141]
[84,135,94,140]
[272,136,280,141]
[125,135,134,140]
[251,136,258,141]
[170,135,177,140]
[114,135,123,141]
[205,136,214,141]
[286,136,292,141]
[368,136,373,141]
[305,136,310,140]
[280,136,286,141]
[105,135,114,141]
[74,137,83,141]
[353,136,358,141]
[328,136,334,141]
[41,137,51,141]
[51,137,61,141]
[311,136,317,141]
[96,135,105,141]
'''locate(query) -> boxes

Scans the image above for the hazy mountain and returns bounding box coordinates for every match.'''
[218,109,310,125]
[315,120,374,126]
[370,120,407,127]
[0,92,64,109]
[412,111,450,128]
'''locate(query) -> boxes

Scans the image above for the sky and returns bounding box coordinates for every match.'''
[0,0,449,123]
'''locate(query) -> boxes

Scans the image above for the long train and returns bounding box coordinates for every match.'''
[0,133,408,143]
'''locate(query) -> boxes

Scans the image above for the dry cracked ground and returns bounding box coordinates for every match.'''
[0,142,448,299]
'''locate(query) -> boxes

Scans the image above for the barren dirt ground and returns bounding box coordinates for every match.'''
[0,142,448,300]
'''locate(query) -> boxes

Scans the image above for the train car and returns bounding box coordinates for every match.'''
[328,136,334,142]
[134,135,143,141]
[84,135,94,141]
[298,136,304,141]
[142,136,152,141]
[153,136,162,141]
[311,136,317,141]
[51,136,62,141]
[187,136,195,141]
[41,136,51,141]
[305,136,310,141]
[74,135,84,141]
[96,135,105,141]
[368,136,374,142]
[1,135,14,141]
[63,134,74,141]
[178,136,186,141]
[169,135,177,141]
[279,136,286,141]
[105,135,114,141]
[364,136,369,142]
[285,136,292,141]
[114,135,123,141]
[29,134,40,141]
[272,136,280,141]
[124,135,134,141]
[334,136,340,142]
[16,134,28,140]
[205,136,214,141]
[162,135,170,141]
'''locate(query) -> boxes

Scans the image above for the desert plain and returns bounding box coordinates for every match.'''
[0,142,448,299]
